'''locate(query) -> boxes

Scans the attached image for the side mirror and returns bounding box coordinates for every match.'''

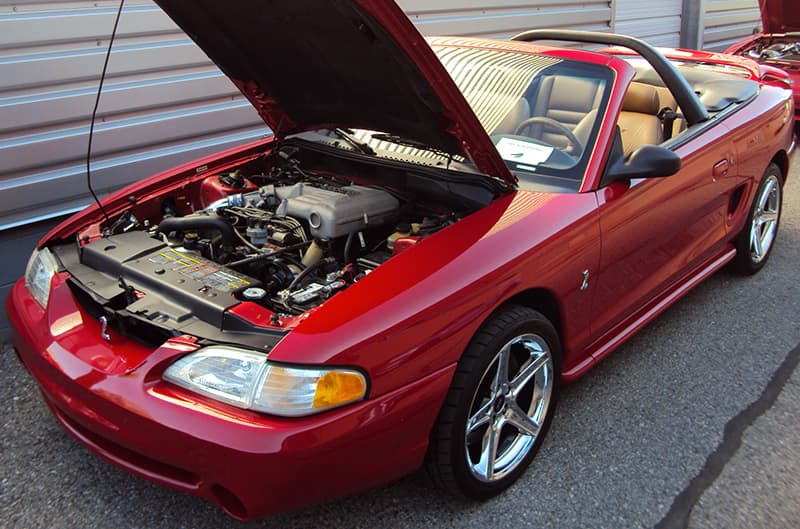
[604,145,681,184]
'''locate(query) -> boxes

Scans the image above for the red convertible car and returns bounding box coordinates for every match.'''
[6,0,795,520]
[725,0,800,123]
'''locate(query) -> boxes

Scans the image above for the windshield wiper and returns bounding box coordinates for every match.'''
[332,128,375,155]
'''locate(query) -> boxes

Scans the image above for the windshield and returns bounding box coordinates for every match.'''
[432,44,613,183]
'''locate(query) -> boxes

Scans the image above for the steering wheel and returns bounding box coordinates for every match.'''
[514,116,582,155]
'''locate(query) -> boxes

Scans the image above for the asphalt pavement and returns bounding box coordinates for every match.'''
[1,153,799,528]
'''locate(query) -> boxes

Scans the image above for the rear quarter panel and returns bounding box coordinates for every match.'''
[717,83,794,236]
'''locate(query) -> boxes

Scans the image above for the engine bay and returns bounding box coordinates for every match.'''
[63,143,493,338]
[748,40,800,67]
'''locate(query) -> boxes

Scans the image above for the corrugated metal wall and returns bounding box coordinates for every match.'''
[615,0,683,47]
[702,0,761,51]
[0,0,267,231]
[400,0,611,38]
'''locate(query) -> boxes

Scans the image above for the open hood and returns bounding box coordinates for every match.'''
[760,0,800,34]
[153,0,513,184]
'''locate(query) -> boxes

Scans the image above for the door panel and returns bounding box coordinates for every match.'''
[591,125,735,340]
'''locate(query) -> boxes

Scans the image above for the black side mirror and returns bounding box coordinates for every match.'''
[603,145,681,185]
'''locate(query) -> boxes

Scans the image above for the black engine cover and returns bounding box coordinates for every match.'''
[77,231,258,328]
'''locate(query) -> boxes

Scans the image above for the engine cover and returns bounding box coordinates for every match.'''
[266,182,399,238]
[75,231,257,327]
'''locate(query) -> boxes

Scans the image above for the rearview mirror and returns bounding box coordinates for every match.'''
[604,145,681,184]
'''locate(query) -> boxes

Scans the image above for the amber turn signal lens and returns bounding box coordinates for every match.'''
[313,371,367,409]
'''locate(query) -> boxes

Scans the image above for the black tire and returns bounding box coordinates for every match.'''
[426,305,560,499]
[732,162,783,275]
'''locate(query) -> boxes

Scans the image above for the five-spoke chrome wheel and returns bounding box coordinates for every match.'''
[749,173,781,264]
[426,305,559,499]
[733,163,783,275]
[465,333,553,482]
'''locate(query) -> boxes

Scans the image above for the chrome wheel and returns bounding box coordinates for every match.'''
[749,174,781,264]
[733,163,783,275]
[464,333,554,483]
[426,306,559,498]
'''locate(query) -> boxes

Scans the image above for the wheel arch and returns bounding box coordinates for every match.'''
[771,150,789,182]
[499,287,563,356]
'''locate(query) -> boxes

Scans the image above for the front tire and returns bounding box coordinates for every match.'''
[426,305,560,499]
[732,163,783,275]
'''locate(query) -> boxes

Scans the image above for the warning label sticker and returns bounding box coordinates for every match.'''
[149,249,252,293]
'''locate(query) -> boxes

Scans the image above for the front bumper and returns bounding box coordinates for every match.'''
[6,277,454,519]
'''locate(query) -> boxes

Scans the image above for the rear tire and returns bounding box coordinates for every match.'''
[732,162,783,275]
[426,305,560,499]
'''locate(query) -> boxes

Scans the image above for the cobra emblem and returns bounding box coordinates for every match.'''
[99,315,110,342]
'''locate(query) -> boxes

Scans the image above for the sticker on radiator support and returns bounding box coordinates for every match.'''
[148,249,252,293]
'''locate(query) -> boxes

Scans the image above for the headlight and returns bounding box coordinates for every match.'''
[163,346,368,417]
[25,248,58,309]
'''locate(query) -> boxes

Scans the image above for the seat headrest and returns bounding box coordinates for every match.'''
[622,83,660,115]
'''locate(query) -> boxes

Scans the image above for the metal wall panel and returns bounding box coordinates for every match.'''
[703,0,761,51]
[0,0,268,230]
[614,0,683,47]
[400,0,612,38]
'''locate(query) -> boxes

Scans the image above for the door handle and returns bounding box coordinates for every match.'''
[713,159,729,177]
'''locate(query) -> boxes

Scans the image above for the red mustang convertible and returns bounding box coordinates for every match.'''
[7,0,795,520]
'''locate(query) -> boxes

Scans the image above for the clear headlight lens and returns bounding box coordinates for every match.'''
[163,346,368,417]
[25,248,58,309]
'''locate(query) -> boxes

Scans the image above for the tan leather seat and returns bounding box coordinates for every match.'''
[617,83,663,156]
[573,108,598,146]
[654,86,686,138]
[530,75,605,147]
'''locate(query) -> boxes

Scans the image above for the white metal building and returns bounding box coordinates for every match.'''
[0,0,761,334]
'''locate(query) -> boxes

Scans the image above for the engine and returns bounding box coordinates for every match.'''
[216,181,400,239]
[119,165,454,316]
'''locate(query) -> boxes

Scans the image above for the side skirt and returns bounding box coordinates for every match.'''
[562,245,737,381]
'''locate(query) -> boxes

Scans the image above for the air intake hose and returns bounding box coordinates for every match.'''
[157,214,236,248]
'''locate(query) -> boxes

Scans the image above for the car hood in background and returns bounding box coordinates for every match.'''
[153,0,514,184]
[760,0,800,34]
